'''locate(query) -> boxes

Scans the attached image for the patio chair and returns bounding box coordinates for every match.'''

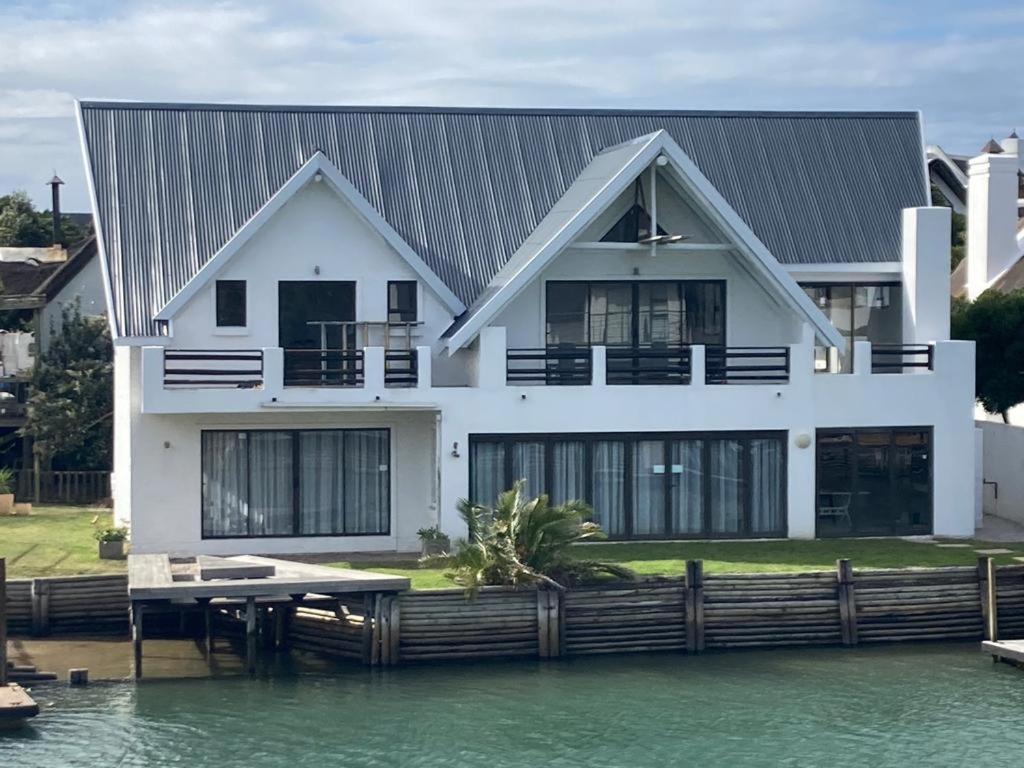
[818,491,853,529]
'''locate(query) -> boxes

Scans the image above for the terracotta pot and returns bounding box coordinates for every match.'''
[98,540,127,560]
[0,493,13,515]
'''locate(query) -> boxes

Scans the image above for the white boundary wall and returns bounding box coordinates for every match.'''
[977,420,1024,525]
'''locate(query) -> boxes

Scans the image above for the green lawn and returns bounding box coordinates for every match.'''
[328,537,1024,590]
[0,505,122,579]
[3,506,1022,590]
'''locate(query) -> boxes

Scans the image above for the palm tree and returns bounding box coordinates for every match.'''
[435,481,634,596]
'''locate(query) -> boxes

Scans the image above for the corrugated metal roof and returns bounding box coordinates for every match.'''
[77,102,928,337]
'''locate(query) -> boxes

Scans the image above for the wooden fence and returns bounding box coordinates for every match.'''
[15,470,111,504]
[5,562,1024,667]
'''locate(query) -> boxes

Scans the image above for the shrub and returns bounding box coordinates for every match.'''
[93,526,128,543]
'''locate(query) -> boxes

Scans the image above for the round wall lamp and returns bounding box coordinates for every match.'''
[794,433,812,450]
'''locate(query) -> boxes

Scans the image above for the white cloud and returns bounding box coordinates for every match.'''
[0,0,1021,209]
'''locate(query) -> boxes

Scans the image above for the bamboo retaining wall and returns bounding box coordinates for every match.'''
[5,562,1024,666]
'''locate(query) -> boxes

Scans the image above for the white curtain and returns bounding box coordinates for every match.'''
[471,442,505,506]
[671,440,703,534]
[512,441,545,499]
[299,431,344,534]
[202,432,249,537]
[709,439,743,534]
[750,438,783,534]
[632,440,665,535]
[593,441,626,536]
[248,432,293,536]
[343,430,389,533]
[551,441,586,505]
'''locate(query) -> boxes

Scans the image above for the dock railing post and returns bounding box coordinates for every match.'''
[685,560,705,653]
[1,558,7,686]
[836,559,858,646]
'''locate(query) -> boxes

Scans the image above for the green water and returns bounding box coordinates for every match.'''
[3,644,1023,767]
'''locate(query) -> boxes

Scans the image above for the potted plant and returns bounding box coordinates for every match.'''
[94,526,129,560]
[417,525,450,558]
[0,467,15,515]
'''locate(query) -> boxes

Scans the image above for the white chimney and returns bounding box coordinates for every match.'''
[999,130,1022,169]
[966,141,1019,300]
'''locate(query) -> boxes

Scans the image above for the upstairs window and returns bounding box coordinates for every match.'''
[388,281,417,323]
[216,280,247,327]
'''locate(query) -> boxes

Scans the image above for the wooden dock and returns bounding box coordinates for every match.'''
[0,683,39,728]
[127,554,410,678]
[983,639,1024,667]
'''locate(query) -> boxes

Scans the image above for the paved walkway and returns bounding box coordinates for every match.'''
[975,514,1024,543]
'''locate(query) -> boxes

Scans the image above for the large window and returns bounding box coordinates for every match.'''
[816,427,931,537]
[202,428,389,538]
[545,281,726,348]
[215,280,246,327]
[799,282,902,370]
[469,431,786,540]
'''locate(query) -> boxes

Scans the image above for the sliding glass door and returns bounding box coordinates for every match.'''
[202,428,390,538]
[816,427,931,536]
[469,431,786,540]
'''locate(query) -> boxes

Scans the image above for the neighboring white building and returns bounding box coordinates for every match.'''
[77,102,976,556]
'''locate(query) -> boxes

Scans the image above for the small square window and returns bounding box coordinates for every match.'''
[388,281,417,323]
[216,280,246,327]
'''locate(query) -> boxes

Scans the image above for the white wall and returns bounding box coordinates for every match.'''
[40,252,107,350]
[977,420,1024,525]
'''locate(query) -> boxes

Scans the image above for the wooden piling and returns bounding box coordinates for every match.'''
[836,559,858,646]
[131,604,144,679]
[1,558,7,686]
[986,557,999,643]
[68,668,89,686]
[536,589,561,659]
[245,597,257,674]
[361,594,374,665]
[30,579,50,636]
[685,560,705,653]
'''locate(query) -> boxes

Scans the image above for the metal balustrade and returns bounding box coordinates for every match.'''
[384,349,419,387]
[162,349,264,388]
[605,345,692,385]
[705,346,790,384]
[283,348,364,387]
[506,346,592,385]
[870,344,933,374]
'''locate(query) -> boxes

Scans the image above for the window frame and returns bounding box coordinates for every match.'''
[215,279,247,329]
[387,280,418,323]
[200,427,391,539]
[469,430,787,541]
[544,279,727,348]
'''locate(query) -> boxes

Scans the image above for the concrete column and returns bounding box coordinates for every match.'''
[415,346,432,390]
[901,207,951,343]
[852,341,873,376]
[364,346,385,391]
[930,341,977,536]
[476,327,507,389]
[139,346,163,412]
[689,345,706,388]
[262,347,283,398]
[591,345,606,387]
[967,153,1019,299]
[787,428,816,539]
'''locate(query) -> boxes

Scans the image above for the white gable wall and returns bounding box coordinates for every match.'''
[41,252,107,351]
[167,182,456,369]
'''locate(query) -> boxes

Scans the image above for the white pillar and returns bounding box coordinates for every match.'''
[967,153,1019,299]
[477,326,507,389]
[364,346,385,391]
[415,346,432,390]
[852,340,873,376]
[262,347,283,399]
[930,340,977,536]
[901,206,951,343]
[689,345,706,388]
[591,345,606,387]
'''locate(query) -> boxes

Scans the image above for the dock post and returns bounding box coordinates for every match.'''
[361,594,374,666]
[131,603,144,680]
[986,557,999,643]
[245,597,257,675]
[201,600,213,661]
[1,558,7,686]
[30,579,50,636]
[536,589,561,659]
[685,560,705,653]
[836,559,858,646]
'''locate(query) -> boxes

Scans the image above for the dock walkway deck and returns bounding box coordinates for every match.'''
[983,639,1024,667]
[128,554,410,677]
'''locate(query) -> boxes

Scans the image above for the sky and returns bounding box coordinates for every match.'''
[2,0,1024,211]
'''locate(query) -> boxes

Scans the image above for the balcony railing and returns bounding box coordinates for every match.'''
[506,346,592,385]
[606,345,691,385]
[283,348,364,387]
[384,349,419,387]
[705,346,790,385]
[163,349,263,388]
[870,344,933,374]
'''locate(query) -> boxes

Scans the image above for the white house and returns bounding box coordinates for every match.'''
[77,102,976,556]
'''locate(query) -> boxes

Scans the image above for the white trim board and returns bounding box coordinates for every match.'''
[444,129,846,353]
[155,152,466,323]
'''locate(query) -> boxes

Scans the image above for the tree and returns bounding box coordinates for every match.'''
[951,289,1024,422]
[436,481,634,596]
[930,183,967,269]
[0,190,89,248]
[22,302,113,469]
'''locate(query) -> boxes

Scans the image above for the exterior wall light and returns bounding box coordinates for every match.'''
[314,172,323,183]
[451,442,460,458]
[656,155,669,166]
[794,433,812,450]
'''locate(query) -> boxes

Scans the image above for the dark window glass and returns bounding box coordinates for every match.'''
[545,281,725,348]
[816,427,932,537]
[388,281,417,323]
[800,282,902,372]
[216,280,246,327]
[201,428,389,538]
[469,432,785,540]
